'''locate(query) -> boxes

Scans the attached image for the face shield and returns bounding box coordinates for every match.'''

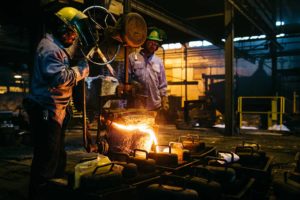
[56,7,96,47]
[71,18,96,47]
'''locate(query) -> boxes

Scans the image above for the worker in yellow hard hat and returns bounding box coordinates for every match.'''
[40,6,95,48]
[128,27,169,121]
[23,6,91,200]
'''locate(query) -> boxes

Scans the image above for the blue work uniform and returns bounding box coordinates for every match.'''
[24,33,86,200]
[128,51,167,110]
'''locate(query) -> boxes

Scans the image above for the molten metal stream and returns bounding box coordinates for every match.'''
[112,122,158,148]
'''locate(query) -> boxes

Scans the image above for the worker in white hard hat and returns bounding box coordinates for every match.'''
[23,7,91,200]
[128,27,169,115]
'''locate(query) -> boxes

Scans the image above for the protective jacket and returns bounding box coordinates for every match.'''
[128,50,167,110]
[28,33,85,126]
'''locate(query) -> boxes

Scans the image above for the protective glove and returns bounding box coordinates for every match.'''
[72,59,89,83]
[78,59,90,78]
[97,136,109,155]
[116,83,124,97]
[161,96,169,111]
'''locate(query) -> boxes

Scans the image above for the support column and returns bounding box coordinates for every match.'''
[224,0,236,135]
[184,44,188,101]
[270,35,278,95]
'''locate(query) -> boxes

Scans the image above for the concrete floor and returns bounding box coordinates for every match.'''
[0,124,299,200]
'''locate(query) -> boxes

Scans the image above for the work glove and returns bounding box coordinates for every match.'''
[161,96,169,111]
[116,83,124,97]
[97,136,109,155]
[72,59,89,83]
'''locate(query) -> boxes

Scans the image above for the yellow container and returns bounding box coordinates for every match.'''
[169,142,184,162]
[74,154,111,189]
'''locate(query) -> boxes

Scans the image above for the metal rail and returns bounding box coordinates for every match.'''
[237,96,285,129]
[293,92,299,114]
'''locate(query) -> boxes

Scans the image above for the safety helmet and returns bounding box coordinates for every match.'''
[55,7,95,47]
[55,7,87,25]
[147,29,163,42]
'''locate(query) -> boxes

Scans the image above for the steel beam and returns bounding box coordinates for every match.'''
[186,13,224,21]
[228,0,282,50]
[119,0,211,42]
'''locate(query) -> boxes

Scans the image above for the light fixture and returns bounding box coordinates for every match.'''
[14,74,22,79]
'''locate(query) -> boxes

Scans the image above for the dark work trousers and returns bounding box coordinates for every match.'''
[26,103,70,200]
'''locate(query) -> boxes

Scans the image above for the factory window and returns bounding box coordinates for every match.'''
[188,40,212,48]
[162,43,182,50]
[0,86,7,94]
[0,86,28,94]
[193,68,203,80]
[276,21,285,26]
[9,87,24,93]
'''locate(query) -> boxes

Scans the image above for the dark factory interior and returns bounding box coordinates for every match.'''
[1,0,300,200]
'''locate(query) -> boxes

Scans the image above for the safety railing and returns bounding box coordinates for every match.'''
[237,96,285,129]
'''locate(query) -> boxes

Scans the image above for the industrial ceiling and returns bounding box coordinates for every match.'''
[0,0,300,68]
[1,0,300,135]
[129,0,300,62]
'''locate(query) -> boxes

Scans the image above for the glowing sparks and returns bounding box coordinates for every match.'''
[112,122,158,149]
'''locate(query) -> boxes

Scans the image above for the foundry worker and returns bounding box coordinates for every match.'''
[23,7,92,200]
[128,27,169,113]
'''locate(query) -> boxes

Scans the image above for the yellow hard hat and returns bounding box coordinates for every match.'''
[147,29,162,42]
[55,7,87,26]
[55,7,95,47]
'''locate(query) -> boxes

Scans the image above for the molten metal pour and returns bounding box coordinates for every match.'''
[106,109,159,155]
[106,109,185,164]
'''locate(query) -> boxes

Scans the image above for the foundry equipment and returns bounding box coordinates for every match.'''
[272,152,300,199]
[72,4,148,154]
[64,3,267,199]
[177,96,218,129]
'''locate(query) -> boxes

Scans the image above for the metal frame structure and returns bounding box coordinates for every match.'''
[237,96,286,129]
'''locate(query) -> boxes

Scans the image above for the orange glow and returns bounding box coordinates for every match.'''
[169,142,184,162]
[161,147,182,162]
[112,122,158,151]
[155,143,183,162]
